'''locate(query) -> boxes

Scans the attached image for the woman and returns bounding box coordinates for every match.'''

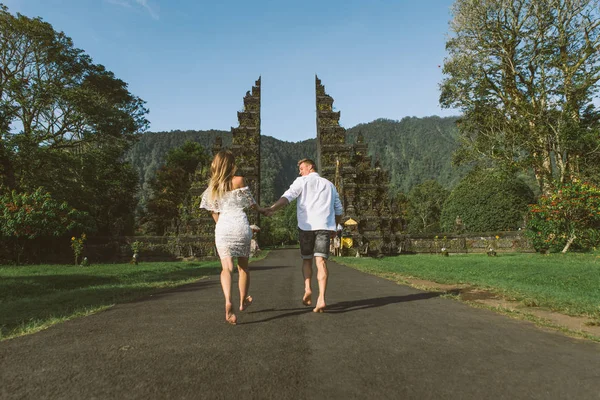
[200,150,266,325]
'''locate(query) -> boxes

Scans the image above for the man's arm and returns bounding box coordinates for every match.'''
[264,177,302,217]
[264,197,289,217]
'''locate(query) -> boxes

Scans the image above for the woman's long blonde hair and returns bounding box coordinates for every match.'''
[208,150,237,200]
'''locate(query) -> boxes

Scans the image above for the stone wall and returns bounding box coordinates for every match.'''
[341,231,533,256]
[1,230,532,265]
[72,236,216,263]
[89,231,532,263]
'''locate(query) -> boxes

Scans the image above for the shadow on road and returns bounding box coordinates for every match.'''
[242,307,313,324]
[242,292,443,324]
[325,292,443,313]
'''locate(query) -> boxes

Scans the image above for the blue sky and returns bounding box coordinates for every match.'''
[3,0,459,142]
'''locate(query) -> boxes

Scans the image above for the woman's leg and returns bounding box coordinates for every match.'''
[220,256,236,324]
[237,257,252,311]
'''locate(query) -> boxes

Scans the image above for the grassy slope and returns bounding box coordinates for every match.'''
[0,261,223,340]
[335,252,600,319]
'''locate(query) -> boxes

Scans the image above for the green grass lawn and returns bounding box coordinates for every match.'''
[334,252,600,319]
[0,260,225,340]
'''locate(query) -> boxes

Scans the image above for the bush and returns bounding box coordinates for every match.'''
[526,179,600,253]
[440,169,534,232]
[70,234,87,265]
[0,188,92,263]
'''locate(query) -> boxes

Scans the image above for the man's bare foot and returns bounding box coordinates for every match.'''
[226,304,237,325]
[313,301,326,313]
[240,295,253,311]
[302,291,312,306]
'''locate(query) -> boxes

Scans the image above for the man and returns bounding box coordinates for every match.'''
[265,158,343,313]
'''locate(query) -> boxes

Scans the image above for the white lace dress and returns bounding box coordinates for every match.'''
[200,187,256,259]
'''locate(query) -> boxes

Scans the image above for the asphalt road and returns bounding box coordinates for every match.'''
[1,249,600,400]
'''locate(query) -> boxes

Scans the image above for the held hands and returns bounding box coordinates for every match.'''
[259,198,287,218]
[255,206,274,217]
[256,206,275,217]
[262,207,276,217]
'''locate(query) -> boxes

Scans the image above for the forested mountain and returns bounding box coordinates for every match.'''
[124,129,316,206]
[126,116,465,208]
[346,116,469,195]
[260,136,316,204]
[125,129,231,207]
[126,129,230,190]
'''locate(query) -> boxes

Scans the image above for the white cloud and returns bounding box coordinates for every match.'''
[105,0,159,20]
[135,0,159,20]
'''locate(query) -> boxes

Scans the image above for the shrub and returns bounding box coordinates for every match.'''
[70,234,86,265]
[526,180,600,253]
[440,169,534,232]
[131,241,143,254]
[0,188,92,263]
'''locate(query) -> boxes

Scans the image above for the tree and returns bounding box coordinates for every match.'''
[440,0,600,194]
[440,168,535,232]
[0,5,149,237]
[406,180,449,233]
[1,6,148,189]
[142,141,209,235]
[78,144,140,236]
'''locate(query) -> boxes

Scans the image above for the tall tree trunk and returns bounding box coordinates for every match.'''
[541,147,553,194]
[561,232,576,253]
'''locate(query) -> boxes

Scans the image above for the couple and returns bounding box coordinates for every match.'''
[200,150,343,325]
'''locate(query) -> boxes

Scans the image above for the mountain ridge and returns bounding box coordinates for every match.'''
[125,115,466,206]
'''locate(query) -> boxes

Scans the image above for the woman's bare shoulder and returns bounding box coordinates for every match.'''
[231,175,246,189]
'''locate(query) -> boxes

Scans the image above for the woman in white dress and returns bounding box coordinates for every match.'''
[200,150,266,325]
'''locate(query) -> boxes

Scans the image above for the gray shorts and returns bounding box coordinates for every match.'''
[298,229,331,260]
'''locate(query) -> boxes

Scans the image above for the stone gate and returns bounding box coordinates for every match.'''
[189,76,401,257]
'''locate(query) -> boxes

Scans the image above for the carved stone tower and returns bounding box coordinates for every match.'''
[315,76,400,255]
[188,78,261,256]
[231,77,261,226]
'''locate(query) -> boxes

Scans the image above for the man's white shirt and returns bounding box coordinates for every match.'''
[281,172,343,231]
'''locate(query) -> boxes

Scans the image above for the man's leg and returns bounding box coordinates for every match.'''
[302,258,313,306]
[312,230,332,312]
[298,229,315,306]
[313,256,328,312]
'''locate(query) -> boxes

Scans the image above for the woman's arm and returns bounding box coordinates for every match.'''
[251,203,269,215]
[211,212,219,223]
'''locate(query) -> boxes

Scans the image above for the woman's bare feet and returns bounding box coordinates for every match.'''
[240,295,253,311]
[302,291,312,306]
[225,304,237,325]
